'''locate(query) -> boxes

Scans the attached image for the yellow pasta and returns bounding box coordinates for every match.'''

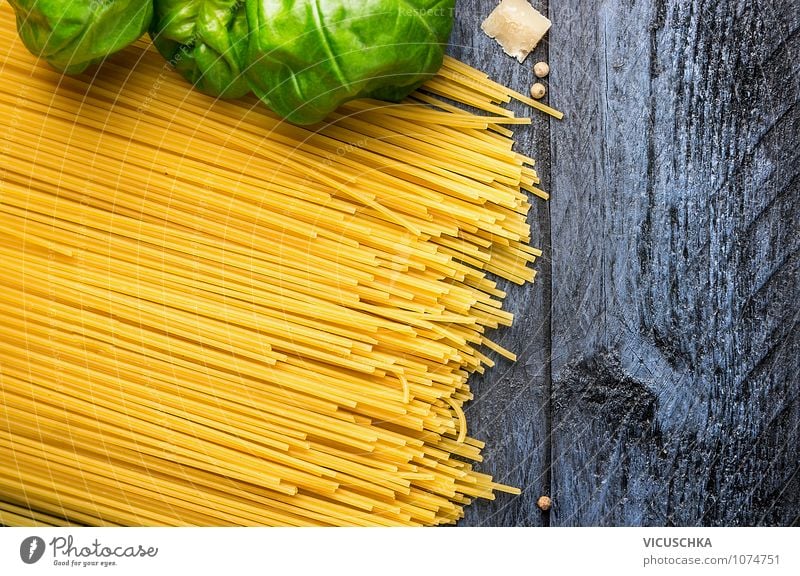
[0,3,557,526]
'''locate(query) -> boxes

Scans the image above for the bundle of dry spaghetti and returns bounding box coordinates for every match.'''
[0,4,558,526]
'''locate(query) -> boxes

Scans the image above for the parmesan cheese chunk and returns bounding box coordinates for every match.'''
[481,0,552,63]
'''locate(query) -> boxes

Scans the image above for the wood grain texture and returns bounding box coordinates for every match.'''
[447,0,799,527]
[449,0,553,527]
[547,0,800,526]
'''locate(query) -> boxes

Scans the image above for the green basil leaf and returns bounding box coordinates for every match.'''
[9,0,153,74]
[245,0,455,124]
[150,0,250,99]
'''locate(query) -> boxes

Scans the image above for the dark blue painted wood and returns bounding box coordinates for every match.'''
[449,0,553,527]
[454,0,800,526]
[456,0,799,527]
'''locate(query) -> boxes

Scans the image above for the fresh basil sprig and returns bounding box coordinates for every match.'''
[9,0,153,74]
[9,0,455,124]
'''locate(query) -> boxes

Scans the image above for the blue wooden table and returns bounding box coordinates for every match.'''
[452,0,800,527]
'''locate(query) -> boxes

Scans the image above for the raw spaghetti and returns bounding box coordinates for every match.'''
[0,4,558,526]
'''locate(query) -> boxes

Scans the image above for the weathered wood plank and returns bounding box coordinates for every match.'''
[549,0,800,526]
[448,0,553,526]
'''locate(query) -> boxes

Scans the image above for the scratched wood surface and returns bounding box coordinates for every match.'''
[448,0,554,527]
[455,0,800,526]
